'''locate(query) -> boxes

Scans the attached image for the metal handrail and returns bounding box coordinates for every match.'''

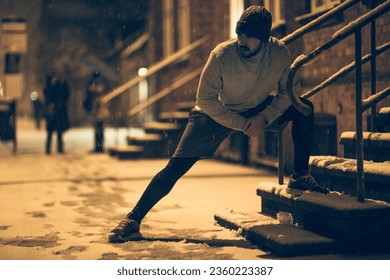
[281,0,361,45]
[288,1,390,116]
[100,35,210,106]
[127,67,203,118]
[302,42,390,99]
[362,87,390,111]
[95,34,210,121]
[287,0,390,202]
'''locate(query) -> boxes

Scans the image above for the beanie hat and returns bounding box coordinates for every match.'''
[235,5,272,42]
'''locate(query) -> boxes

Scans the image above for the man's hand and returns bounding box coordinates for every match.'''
[244,114,267,137]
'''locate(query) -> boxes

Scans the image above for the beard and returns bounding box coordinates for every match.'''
[238,44,262,58]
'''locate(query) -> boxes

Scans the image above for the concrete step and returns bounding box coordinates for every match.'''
[108,118,185,160]
[214,209,338,256]
[143,121,182,134]
[108,101,192,160]
[340,131,390,162]
[379,107,390,121]
[127,133,163,144]
[142,121,183,156]
[309,155,390,202]
[368,107,390,133]
[158,111,189,124]
[126,134,167,158]
[379,107,390,132]
[107,145,144,159]
[175,101,195,112]
[256,182,390,246]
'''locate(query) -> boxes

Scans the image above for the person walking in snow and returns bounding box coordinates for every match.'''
[109,5,329,243]
[44,73,70,154]
[83,71,107,153]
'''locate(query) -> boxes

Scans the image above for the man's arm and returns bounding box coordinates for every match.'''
[196,52,249,131]
[244,114,267,137]
[260,48,298,125]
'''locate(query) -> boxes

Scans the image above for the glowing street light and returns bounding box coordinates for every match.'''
[138,67,148,77]
[30,90,38,101]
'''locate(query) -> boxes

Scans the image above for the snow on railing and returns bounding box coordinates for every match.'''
[281,0,361,45]
[332,0,390,40]
[362,87,390,111]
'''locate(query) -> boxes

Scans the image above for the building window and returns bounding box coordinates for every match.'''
[229,0,244,38]
[263,0,285,27]
[311,0,341,13]
[4,53,21,73]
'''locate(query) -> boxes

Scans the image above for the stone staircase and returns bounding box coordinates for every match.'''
[379,107,390,132]
[108,101,194,159]
[311,107,390,202]
[215,107,390,257]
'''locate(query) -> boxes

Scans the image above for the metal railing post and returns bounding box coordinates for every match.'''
[278,130,284,185]
[355,29,365,202]
[370,0,377,132]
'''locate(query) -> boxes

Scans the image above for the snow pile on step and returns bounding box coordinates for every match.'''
[379,107,390,114]
[215,208,277,231]
[258,182,390,211]
[340,131,390,142]
[300,191,390,210]
[310,156,390,176]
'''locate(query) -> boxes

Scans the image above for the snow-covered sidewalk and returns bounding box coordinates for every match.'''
[3,119,388,260]
[0,119,277,260]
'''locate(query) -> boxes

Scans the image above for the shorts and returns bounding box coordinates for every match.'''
[173,96,274,159]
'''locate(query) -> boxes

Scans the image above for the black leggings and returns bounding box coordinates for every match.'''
[46,129,64,153]
[277,98,314,173]
[128,98,314,224]
[128,157,199,223]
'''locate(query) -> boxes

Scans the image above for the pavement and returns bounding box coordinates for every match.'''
[0,118,282,260]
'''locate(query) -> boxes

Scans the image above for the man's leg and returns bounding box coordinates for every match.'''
[128,156,199,223]
[46,130,52,154]
[109,110,233,243]
[108,157,199,243]
[94,121,104,152]
[57,130,64,153]
[243,95,313,175]
[277,98,314,174]
[277,99,328,194]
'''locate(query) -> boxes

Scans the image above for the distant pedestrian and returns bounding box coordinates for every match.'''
[44,73,70,154]
[83,71,107,153]
[108,5,329,244]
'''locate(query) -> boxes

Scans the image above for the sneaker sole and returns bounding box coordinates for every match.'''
[108,232,142,243]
